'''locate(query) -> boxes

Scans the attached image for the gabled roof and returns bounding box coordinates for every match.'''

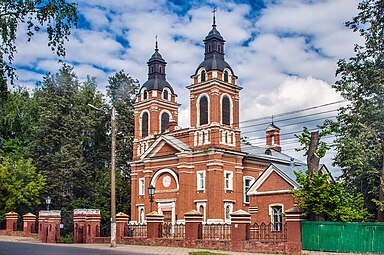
[247,162,331,196]
[140,135,190,160]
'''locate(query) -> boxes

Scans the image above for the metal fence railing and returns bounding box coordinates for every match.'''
[161,223,185,239]
[201,223,231,240]
[247,222,287,242]
[127,223,147,238]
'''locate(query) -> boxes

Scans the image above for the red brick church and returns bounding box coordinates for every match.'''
[129,18,326,227]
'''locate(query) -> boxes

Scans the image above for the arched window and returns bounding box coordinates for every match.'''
[141,112,149,138]
[208,45,211,52]
[163,89,169,100]
[199,95,208,125]
[222,95,231,125]
[161,112,170,133]
[143,90,148,100]
[159,66,162,73]
[224,71,228,82]
[201,70,206,82]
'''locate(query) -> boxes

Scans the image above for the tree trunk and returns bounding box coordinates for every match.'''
[307,131,320,177]
[377,153,384,221]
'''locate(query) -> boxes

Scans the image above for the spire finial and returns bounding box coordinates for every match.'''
[155,35,158,51]
[212,8,217,27]
[271,115,274,125]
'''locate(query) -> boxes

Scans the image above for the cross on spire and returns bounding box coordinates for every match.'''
[155,35,158,51]
[271,115,274,125]
[212,8,217,27]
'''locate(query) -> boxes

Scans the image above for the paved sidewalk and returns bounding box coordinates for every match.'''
[0,235,267,255]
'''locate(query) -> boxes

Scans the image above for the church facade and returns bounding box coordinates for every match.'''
[129,19,320,227]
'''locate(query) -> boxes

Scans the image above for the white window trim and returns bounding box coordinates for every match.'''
[223,68,232,82]
[224,201,234,223]
[196,170,206,191]
[198,68,207,83]
[243,176,255,204]
[196,201,207,223]
[269,203,284,232]
[220,93,233,126]
[224,170,233,191]
[162,88,171,100]
[196,93,210,127]
[159,109,171,133]
[138,205,145,224]
[141,88,148,101]
[138,178,145,196]
[140,110,150,138]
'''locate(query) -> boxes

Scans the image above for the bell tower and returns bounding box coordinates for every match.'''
[187,13,242,150]
[133,39,179,160]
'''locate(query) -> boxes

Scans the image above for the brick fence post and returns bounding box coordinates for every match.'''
[38,210,61,243]
[5,212,18,235]
[184,210,203,243]
[285,205,306,254]
[23,213,36,236]
[116,212,129,242]
[86,209,101,243]
[73,209,86,243]
[230,209,251,251]
[73,209,101,244]
[146,212,164,239]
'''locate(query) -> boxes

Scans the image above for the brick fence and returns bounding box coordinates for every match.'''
[1,206,305,253]
[93,207,305,254]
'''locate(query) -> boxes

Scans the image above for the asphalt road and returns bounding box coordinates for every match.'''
[0,241,151,255]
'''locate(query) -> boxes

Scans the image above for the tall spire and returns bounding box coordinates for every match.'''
[212,8,217,28]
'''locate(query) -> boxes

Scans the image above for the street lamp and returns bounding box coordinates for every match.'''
[88,104,117,248]
[46,196,51,211]
[148,185,155,212]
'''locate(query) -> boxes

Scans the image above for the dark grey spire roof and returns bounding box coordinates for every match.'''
[193,16,236,77]
[141,40,174,93]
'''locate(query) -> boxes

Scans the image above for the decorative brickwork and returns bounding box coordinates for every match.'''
[73,209,101,243]
[38,210,61,243]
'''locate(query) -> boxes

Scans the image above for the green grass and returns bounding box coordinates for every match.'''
[189,252,229,255]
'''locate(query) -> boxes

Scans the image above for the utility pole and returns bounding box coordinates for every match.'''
[110,106,116,248]
[307,130,320,177]
[87,103,117,247]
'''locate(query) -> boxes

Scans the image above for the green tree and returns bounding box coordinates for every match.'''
[31,65,109,213]
[332,0,384,220]
[293,171,371,222]
[0,0,78,98]
[0,87,37,159]
[107,70,139,214]
[0,157,45,219]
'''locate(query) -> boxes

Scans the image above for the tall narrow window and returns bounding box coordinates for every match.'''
[143,90,148,100]
[197,171,205,191]
[224,71,228,82]
[244,178,252,204]
[271,206,283,231]
[222,95,231,125]
[163,89,169,100]
[199,95,208,125]
[139,178,145,196]
[161,112,170,133]
[201,70,206,82]
[224,171,233,191]
[141,112,149,138]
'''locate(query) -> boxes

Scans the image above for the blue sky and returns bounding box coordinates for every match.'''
[12,0,363,175]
